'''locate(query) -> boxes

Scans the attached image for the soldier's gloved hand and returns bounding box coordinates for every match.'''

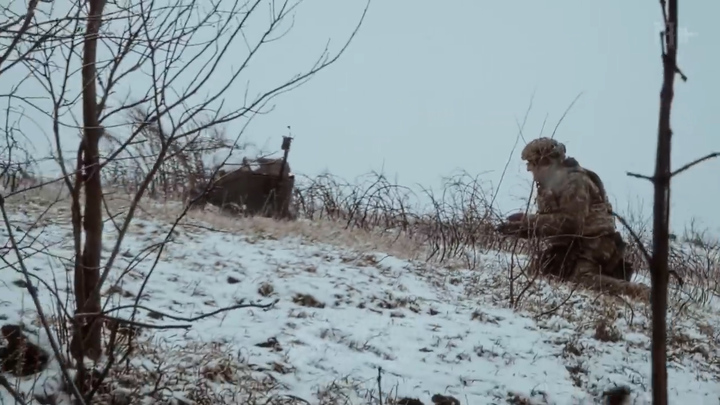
[495,212,527,235]
[506,212,526,222]
[496,220,523,235]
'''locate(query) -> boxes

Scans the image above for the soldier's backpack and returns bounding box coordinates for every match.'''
[563,157,635,281]
[563,157,610,210]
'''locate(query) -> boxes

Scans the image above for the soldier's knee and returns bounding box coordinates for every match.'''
[574,259,600,277]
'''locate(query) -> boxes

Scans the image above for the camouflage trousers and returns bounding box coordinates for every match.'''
[529,232,649,299]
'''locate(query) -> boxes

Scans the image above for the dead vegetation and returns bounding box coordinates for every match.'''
[0,0,714,402]
[1,0,374,401]
[2,161,718,403]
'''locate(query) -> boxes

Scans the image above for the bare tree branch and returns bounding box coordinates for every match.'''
[671,152,719,177]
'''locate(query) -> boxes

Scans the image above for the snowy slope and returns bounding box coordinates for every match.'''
[0,200,719,404]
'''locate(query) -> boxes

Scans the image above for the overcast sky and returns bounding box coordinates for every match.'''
[2,0,717,235]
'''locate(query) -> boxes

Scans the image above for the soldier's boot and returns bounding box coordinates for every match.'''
[605,256,635,282]
[604,232,635,282]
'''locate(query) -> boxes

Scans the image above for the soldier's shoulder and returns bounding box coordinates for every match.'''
[562,168,595,190]
[562,166,591,182]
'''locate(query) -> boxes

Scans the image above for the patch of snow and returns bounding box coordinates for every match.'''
[0,207,718,404]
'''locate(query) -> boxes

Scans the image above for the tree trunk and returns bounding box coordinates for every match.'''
[651,1,679,404]
[72,0,107,368]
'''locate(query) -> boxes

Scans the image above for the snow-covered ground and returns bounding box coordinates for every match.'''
[0,197,719,404]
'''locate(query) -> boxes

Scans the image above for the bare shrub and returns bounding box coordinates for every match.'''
[615,201,720,307]
[1,0,372,401]
[101,107,236,201]
[291,170,510,269]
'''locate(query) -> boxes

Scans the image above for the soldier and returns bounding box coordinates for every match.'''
[496,137,650,299]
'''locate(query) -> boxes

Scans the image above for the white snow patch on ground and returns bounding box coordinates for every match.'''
[0,205,718,404]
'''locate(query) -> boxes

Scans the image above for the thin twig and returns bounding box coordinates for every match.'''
[613,211,685,286]
[78,299,278,324]
[0,196,86,403]
[550,91,583,140]
[377,366,383,405]
[0,375,27,405]
[626,172,653,181]
[671,152,720,177]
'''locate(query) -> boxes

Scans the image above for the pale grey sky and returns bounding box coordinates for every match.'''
[2,0,717,235]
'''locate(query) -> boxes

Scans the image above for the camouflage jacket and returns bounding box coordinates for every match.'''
[519,164,616,243]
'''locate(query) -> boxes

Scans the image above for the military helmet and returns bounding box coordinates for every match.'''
[521,137,566,164]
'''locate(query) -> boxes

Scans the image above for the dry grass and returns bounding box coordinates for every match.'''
[2,169,720,404]
[7,171,720,309]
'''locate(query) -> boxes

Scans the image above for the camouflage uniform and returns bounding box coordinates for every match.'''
[497,138,648,299]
